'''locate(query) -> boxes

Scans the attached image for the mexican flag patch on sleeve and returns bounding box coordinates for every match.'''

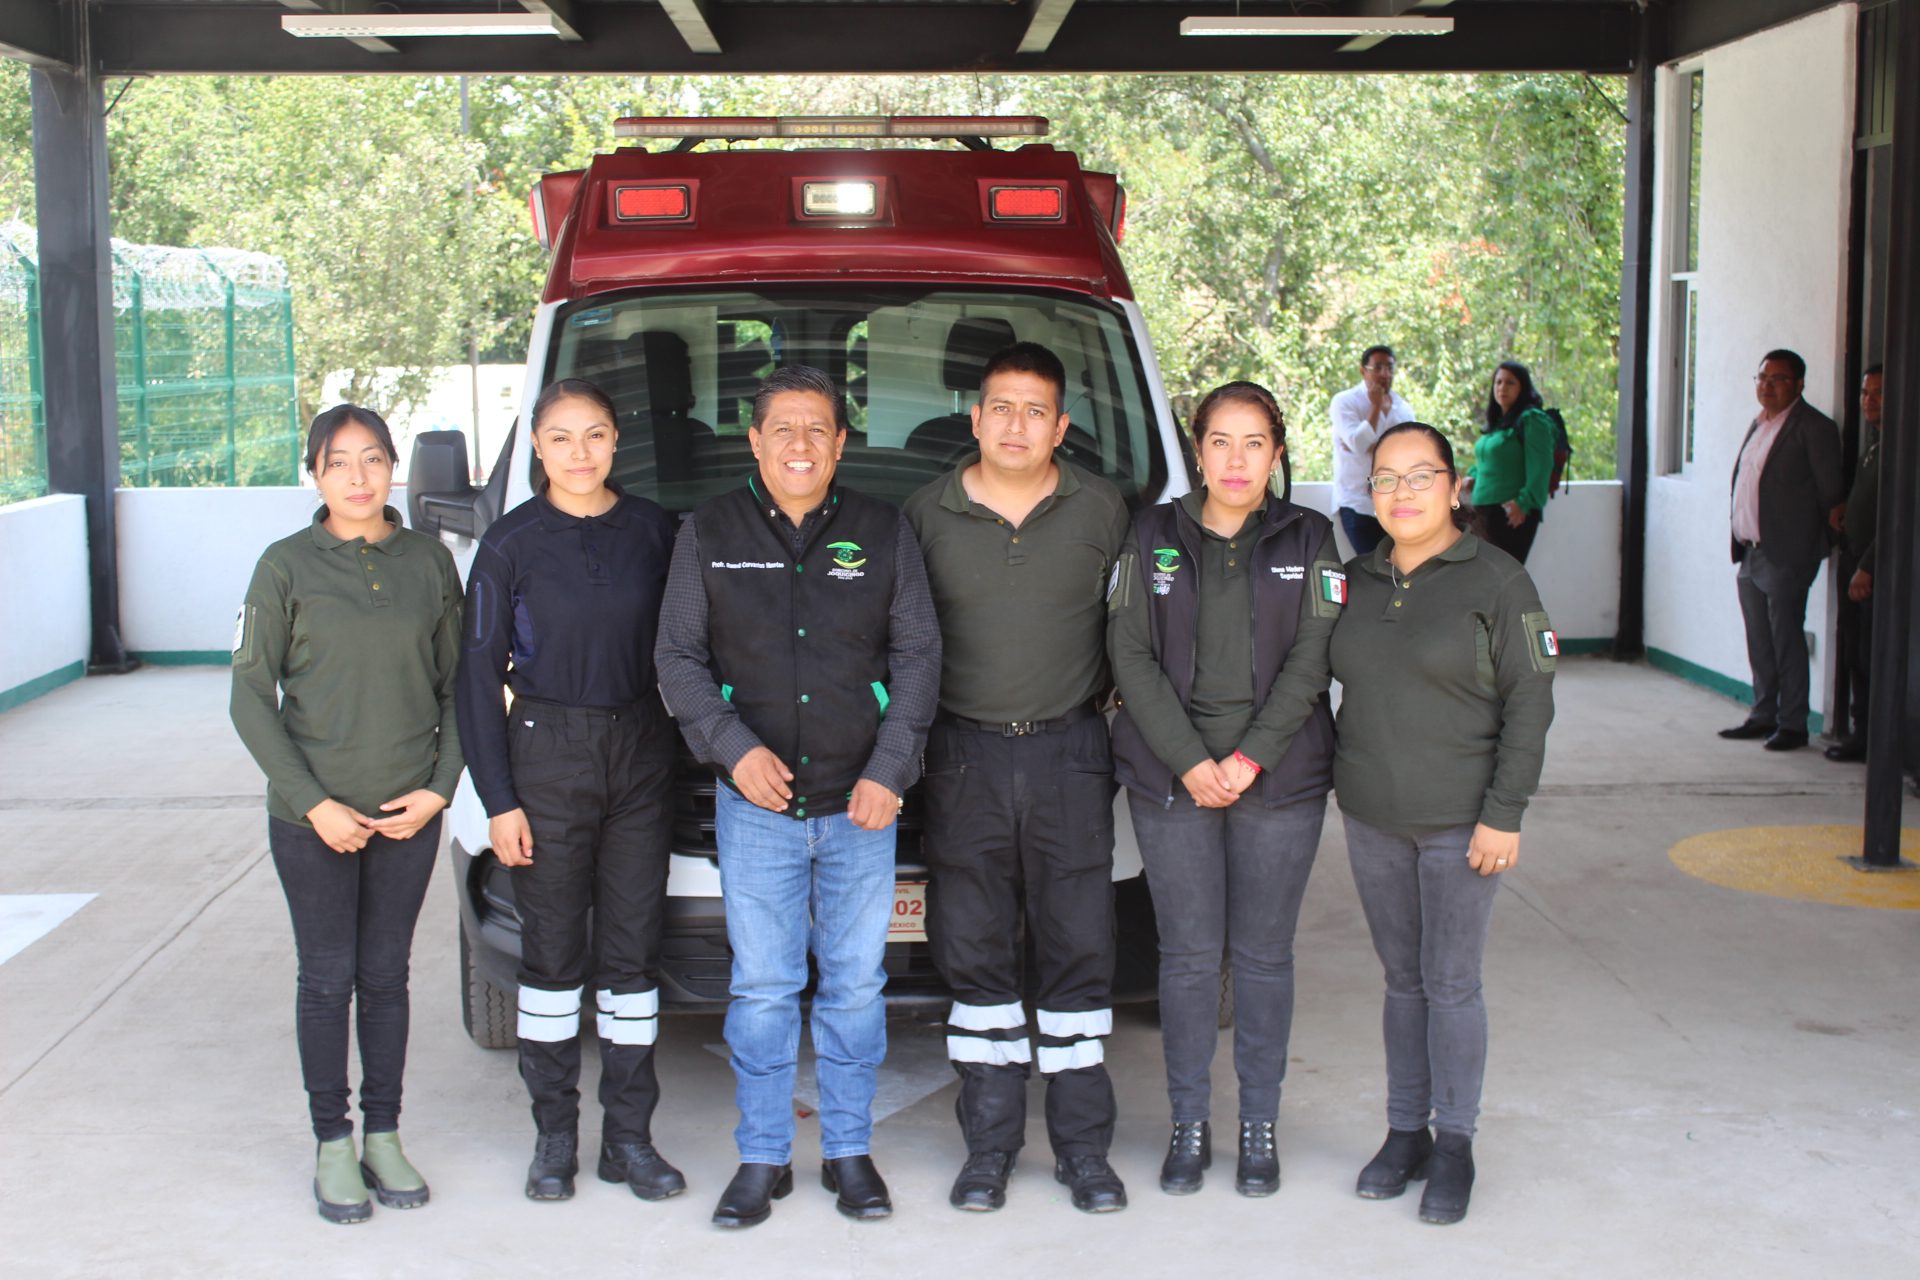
[1320,567,1347,605]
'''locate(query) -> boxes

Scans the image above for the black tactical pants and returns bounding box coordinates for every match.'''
[508,696,676,1145]
[922,710,1118,1160]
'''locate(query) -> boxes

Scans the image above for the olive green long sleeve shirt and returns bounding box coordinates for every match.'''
[230,509,466,826]
[1107,492,1338,775]
[1328,532,1555,835]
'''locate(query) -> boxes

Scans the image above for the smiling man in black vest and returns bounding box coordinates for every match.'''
[655,365,940,1229]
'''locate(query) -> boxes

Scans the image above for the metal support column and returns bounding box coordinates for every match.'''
[30,9,135,674]
[1857,0,1918,870]
[1611,5,1661,661]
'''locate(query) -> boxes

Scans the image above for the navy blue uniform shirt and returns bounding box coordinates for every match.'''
[455,486,677,817]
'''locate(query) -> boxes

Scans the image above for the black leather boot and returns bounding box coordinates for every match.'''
[1054,1154,1127,1213]
[1418,1131,1474,1224]
[711,1162,793,1229]
[1355,1127,1433,1200]
[1159,1121,1210,1195]
[1235,1120,1280,1197]
[597,1140,686,1201]
[820,1154,893,1221]
[949,1150,1017,1212]
[525,1132,578,1201]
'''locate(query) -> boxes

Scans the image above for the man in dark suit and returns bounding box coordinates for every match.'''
[1719,349,1844,751]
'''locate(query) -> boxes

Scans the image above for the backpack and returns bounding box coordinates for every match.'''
[1537,407,1573,496]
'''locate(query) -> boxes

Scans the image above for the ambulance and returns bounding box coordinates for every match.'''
[409,117,1191,1047]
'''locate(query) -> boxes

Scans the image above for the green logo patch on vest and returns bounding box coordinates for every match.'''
[1150,547,1182,596]
[825,540,868,581]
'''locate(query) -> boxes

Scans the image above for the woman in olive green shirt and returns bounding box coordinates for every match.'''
[1329,422,1555,1226]
[230,405,464,1224]
[1466,361,1556,564]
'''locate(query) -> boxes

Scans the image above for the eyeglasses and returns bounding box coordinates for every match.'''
[1364,361,1396,374]
[1367,468,1446,494]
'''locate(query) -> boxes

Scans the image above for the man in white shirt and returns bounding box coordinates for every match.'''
[1719,349,1843,751]
[1329,345,1416,556]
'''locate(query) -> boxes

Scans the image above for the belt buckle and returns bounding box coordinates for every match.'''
[1004,720,1037,737]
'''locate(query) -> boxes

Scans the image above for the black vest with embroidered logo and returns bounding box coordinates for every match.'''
[1110,497,1336,807]
[695,480,901,817]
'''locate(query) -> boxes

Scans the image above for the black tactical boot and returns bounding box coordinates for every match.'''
[525,1131,579,1201]
[1159,1121,1210,1195]
[1235,1120,1280,1197]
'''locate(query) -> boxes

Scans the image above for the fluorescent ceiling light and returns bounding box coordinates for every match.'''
[282,14,569,39]
[1180,16,1455,37]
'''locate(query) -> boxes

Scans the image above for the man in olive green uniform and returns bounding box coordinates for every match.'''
[1826,365,1884,762]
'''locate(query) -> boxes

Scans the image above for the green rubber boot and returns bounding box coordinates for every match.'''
[314,1137,372,1224]
[361,1131,431,1209]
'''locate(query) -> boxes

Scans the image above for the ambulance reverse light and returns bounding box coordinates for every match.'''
[801,182,878,217]
[989,186,1065,221]
[613,185,691,221]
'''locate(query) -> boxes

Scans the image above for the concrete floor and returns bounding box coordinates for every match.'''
[1,661,1916,1279]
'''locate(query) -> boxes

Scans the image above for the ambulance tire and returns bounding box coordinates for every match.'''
[461,924,518,1050]
[1218,963,1235,1029]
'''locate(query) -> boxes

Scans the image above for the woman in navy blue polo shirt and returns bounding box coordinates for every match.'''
[454,379,683,1206]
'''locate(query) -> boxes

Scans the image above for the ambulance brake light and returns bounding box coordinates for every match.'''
[989,186,1064,221]
[613,185,691,221]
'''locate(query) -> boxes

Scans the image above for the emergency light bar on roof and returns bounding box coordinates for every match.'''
[613,115,1050,142]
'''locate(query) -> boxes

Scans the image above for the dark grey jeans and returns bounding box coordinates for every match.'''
[1130,791,1326,1123]
[1343,815,1500,1137]
[1735,545,1820,734]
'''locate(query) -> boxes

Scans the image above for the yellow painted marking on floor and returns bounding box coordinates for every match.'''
[1669,825,1920,910]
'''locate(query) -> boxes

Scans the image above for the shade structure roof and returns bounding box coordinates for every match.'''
[0,2,1850,78]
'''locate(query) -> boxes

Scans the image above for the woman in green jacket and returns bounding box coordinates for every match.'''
[1467,361,1555,564]
[230,405,465,1224]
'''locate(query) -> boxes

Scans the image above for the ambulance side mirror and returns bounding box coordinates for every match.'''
[408,429,479,540]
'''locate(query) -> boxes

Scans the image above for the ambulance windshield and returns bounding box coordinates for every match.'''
[545,286,1165,512]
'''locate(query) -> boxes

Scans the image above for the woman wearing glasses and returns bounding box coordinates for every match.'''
[1466,362,1555,564]
[1108,382,1340,1198]
[1329,422,1556,1225]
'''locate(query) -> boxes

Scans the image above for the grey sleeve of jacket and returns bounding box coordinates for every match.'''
[653,514,767,774]
[858,517,943,795]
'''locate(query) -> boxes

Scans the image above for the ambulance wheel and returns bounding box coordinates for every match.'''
[1218,964,1235,1029]
[461,925,518,1050]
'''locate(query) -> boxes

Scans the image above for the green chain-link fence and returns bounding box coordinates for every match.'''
[0,223,299,505]
[0,227,45,506]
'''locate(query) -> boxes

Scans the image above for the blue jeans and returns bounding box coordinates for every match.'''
[714,785,896,1163]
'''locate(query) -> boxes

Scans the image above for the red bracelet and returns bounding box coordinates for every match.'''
[1233,750,1263,775]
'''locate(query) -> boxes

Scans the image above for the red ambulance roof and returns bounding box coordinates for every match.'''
[541,143,1132,305]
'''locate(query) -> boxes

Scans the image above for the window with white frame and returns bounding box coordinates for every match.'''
[1660,68,1705,475]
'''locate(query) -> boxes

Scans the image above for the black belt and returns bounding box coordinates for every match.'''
[512,695,648,720]
[937,701,1101,738]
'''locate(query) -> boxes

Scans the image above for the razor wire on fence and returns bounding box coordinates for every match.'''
[0,223,299,505]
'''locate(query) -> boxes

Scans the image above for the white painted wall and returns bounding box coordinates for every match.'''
[1298,478,1621,643]
[1644,6,1856,713]
[115,486,415,656]
[0,495,91,697]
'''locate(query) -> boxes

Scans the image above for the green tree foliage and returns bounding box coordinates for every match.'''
[0,63,1624,476]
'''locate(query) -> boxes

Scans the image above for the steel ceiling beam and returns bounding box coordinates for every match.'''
[1339,0,1457,54]
[658,0,722,54]
[87,3,1635,76]
[0,0,71,69]
[1018,0,1078,55]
